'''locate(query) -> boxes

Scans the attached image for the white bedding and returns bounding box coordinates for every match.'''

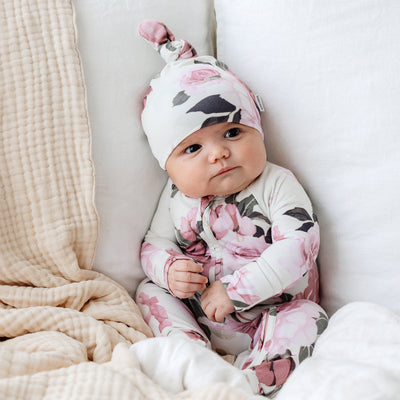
[215,0,400,318]
[129,301,400,399]
[275,302,400,400]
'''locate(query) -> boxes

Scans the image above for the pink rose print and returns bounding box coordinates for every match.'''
[182,329,209,344]
[252,357,295,390]
[302,224,320,270]
[184,240,219,278]
[198,313,260,339]
[272,225,285,242]
[221,234,268,270]
[138,20,196,60]
[200,195,215,213]
[178,65,262,135]
[178,40,197,60]
[305,264,320,302]
[185,240,208,260]
[141,242,161,277]
[277,221,320,289]
[181,68,219,86]
[247,313,268,353]
[166,248,185,258]
[294,264,320,303]
[292,223,320,291]
[224,70,262,132]
[137,292,172,334]
[263,301,320,358]
[138,20,175,49]
[208,199,270,271]
[225,269,261,306]
[141,243,185,286]
[282,207,320,274]
[296,222,319,263]
[180,68,221,96]
[180,206,199,242]
[210,204,256,240]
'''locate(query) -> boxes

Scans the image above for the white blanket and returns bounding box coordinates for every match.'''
[276,302,400,400]
[129,302,400,399]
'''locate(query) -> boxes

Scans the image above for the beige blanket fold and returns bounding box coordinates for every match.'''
[0,1,253,399]
[0,0,151,352]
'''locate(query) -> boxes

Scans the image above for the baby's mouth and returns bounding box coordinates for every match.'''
[214,167,236,177]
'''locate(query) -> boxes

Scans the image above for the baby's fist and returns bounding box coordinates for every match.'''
[200,281,234,323]
[168,259,208,298]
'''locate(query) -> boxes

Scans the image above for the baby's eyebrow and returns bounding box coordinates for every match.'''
[177,134,200,148]
[173,139,198,155]
[177,139,195,150]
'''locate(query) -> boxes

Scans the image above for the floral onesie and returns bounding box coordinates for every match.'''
[137,162,328,395]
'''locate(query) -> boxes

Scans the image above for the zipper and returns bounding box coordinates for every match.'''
[201,197,224,283]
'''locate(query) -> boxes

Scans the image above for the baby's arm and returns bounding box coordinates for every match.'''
[220,165,320,312]
[141,181,205,295]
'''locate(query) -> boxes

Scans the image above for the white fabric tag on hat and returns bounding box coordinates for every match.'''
[255,94,265,112]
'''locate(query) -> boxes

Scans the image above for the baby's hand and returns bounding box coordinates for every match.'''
[201,281,235,323]
[168,260,208,298]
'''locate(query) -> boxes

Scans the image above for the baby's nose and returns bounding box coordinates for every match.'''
[208,145,230,163]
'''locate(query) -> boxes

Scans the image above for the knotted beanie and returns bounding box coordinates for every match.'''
[139,20,263,169]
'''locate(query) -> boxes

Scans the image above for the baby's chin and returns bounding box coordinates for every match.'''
[178,184,236,198]
[176,166,266,198]
[182,184,252,199]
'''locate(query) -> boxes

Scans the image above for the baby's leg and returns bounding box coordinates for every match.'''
[135,278,210,347]
[236,299,328,396]
[132,279,256,395]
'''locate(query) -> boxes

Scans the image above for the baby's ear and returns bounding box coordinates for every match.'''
[138,20,197,63]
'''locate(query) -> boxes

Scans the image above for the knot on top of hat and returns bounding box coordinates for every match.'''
[138,20,197,63]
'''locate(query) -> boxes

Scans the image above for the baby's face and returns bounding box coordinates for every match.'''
[165,122,266,198]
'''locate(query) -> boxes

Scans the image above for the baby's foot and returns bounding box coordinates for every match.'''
[250,357,295,396]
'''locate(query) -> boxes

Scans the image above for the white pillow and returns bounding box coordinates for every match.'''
[215,0,400,316]
[74,0,215,296]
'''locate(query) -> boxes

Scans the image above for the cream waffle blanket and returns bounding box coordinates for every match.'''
[0,1,251,399]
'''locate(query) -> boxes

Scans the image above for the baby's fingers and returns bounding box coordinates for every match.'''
[173,281,204,298]
[177,278,207,297]
[177,281,205,292]
[214,308,227,323]
[168,260,207,298]
[175,270,208,285]
[202,302,217,322]
[176,260,203,274]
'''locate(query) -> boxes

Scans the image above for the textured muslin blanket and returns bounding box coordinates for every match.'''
[0,1,253,399]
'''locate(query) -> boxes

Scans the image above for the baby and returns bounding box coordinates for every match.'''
[134,20,328,396]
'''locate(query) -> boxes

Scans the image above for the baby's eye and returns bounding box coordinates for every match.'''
[184,144,201,154]
[224,128,240,138]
